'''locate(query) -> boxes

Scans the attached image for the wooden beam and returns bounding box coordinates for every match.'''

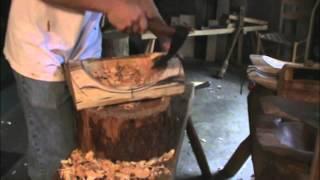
[243,25,268,33]
[103,25,268,41]
[229,15,268,25]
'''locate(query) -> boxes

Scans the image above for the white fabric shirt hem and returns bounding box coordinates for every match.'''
[6,58,65,82]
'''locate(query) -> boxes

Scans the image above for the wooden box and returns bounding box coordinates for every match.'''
[64,53,185,110]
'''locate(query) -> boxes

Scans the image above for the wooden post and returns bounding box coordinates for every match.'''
[292,42,298,62]
[256,32,262,54]
[216,6,244,78]
[216,13,243,78]
[236,6,245,66]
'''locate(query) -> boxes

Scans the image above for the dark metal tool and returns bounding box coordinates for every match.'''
[148,18,190,69]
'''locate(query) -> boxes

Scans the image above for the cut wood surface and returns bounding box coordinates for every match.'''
[65,53,185,110]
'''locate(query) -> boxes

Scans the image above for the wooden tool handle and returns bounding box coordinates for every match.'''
[148,18,176,37]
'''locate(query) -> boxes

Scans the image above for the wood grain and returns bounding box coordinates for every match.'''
[65,53,185,110]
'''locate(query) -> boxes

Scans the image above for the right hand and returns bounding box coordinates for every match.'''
[105,0,148,34]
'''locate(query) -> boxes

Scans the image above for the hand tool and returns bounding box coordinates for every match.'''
[147,18,190,69]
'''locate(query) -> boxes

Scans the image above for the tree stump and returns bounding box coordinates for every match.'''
[78,97,179,162]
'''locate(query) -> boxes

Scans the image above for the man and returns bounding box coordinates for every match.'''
[4,0,167,179]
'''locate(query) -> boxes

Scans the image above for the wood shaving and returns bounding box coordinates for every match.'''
[92,63,144,88]
[59,149,175,180]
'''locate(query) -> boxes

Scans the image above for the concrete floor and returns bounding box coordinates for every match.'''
[0,63,253,180]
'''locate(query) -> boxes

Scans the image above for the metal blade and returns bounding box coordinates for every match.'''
[152,26,189,68]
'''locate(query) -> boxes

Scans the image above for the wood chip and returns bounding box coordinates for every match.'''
[59,149,174,180]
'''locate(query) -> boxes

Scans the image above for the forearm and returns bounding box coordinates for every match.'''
[41,0,115,14]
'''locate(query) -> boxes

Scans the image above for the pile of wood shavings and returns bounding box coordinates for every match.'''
[93,63,144,87]
[59,149,175,180]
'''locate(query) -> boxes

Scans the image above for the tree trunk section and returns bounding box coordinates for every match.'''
[78,97,179,162]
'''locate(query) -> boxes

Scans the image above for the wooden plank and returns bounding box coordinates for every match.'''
[229,15,268,25]
[66,53,185,110]
[191,28,235,37]
[243,25,268,33]
[115,25,268,40]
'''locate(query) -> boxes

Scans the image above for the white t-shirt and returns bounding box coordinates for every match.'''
[4,0,102,81]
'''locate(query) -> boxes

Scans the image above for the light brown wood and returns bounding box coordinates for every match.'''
[229,15,268,25]
[65,53,185,110]
[140,25,268,40]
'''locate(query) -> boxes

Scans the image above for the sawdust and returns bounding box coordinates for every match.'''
[59,149,175,180]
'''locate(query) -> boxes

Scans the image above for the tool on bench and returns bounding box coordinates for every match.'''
[147,18,190,69]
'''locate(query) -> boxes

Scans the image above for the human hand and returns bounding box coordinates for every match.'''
[105,0,148,34]
[132,0,162,19]
[132,0,171,52]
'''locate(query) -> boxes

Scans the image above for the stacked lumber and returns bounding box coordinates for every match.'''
[59,149,175,180]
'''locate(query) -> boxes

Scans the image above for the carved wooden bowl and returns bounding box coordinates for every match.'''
[81,53,166,91]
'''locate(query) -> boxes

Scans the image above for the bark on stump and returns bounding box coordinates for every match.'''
[77,97,179,162]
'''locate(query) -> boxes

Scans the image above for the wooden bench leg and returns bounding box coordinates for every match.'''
[217,135,251,178]
[186,118,212,179]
